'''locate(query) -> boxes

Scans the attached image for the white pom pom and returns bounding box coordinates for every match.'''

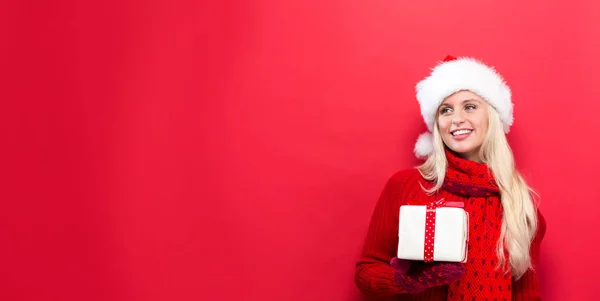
[414,132,434,159]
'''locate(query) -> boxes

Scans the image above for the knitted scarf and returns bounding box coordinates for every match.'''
[442,148,500,198]
[442,148,512,301]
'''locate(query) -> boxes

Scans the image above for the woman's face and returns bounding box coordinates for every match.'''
[437,90,489,162]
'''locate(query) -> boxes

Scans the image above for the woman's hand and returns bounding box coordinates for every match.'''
[390,257,466,294]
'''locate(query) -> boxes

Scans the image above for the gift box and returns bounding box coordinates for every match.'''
[397,199,468,262]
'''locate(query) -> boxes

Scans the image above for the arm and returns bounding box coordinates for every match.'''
[354,173,408,297]
[354,170,463,298]
[512,210,547,301]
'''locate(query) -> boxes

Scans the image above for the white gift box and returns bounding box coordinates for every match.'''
[397,204,469,262]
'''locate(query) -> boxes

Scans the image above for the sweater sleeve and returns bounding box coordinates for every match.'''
[512,210,547,301]
[354,172,408,297]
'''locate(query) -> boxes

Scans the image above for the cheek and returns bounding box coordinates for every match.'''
[480,121,489,133]
[470,113,488,129]
[437,118,451,132]
[473,117,489,137]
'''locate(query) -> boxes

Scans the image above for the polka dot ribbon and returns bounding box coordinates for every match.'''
[424,198,464,262]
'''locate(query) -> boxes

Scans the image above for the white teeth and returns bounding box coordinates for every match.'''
[452,129,472,136]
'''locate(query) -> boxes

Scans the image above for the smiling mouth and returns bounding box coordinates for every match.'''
[451,129,473,136]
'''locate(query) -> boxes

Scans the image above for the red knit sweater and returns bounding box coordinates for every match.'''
[355,168,546,301]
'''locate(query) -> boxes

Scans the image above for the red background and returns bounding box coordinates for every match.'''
[3,1,599,300]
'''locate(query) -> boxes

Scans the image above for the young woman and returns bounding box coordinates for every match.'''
[355,56,546,301]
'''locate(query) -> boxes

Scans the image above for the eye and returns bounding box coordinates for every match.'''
[440,107,452,115]
[465,104,476,110]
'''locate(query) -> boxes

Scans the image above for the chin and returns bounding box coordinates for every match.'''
[446,144,477,156]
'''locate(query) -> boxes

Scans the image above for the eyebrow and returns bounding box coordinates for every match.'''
[439,98,482,108]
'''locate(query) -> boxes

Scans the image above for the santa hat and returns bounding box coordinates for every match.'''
[414,55,514,158]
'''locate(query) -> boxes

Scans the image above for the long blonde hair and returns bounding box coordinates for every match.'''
[417,103,539,279]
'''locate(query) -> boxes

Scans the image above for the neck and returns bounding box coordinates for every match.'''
[443,148,499,197]
[449,148,482,163]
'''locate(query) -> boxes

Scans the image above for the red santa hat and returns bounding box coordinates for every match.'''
[414,56,514,158]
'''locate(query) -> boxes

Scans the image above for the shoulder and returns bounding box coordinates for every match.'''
[379,168,434,207]
[382,168,427,192]
[388,168,425,184]
[529,192,547,243]
[534,208,547,243]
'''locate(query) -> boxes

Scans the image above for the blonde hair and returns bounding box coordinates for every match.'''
[417,103,539,279]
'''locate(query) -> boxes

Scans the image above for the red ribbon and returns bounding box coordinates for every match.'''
[424,199,464,262]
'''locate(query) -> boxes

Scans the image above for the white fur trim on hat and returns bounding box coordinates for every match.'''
[414,132,434,159]
[414,56,514,158]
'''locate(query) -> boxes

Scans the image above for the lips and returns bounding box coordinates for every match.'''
[451,129,473,136]
[450,129,473,141]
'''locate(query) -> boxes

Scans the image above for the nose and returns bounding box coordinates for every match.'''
[451,108,467,125]
[451,116,465,126]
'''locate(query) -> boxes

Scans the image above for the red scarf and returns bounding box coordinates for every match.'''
[442,148,500,198]
[442,148,512,301]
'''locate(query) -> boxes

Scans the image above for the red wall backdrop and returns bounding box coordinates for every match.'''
[3,0,600,300]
